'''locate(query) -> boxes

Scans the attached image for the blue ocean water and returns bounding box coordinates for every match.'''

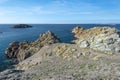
[0,24,120,63]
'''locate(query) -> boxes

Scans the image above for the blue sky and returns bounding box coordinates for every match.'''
[0,0,120,23]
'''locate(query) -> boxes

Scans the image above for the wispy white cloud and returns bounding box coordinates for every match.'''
[63,11,94,15]
[0,0,120,23]
[0,0,102,17]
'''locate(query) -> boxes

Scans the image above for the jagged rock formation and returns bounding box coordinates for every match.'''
[72,26,120,54]
[5,31,61,63]
[12,24,32,28]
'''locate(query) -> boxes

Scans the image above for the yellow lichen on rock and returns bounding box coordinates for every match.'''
[53,44,81,60]
[73,27,117,42]
[92,55,101,60]
[54,45,68,56]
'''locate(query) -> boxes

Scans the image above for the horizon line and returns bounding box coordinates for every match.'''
[0,23,119,24]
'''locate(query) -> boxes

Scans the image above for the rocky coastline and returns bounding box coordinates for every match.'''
[1,26,120,80]
[5,31,61,63]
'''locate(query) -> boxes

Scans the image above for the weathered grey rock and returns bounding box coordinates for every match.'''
[78,40,89,48]
[5,31,61,63]
[72,26,120,54]
[6,41,20,58]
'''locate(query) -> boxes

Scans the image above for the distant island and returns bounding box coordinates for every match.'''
[12,24,32,28]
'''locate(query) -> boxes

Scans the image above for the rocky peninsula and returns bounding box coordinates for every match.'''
[1,26,120,80]
[12,24,32,28]
[5,31,60,63]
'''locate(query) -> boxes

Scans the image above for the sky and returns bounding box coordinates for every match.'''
[0,0,120,24]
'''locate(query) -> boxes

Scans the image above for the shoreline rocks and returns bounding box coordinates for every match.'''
[12,24,32,28]
[5,31,61,63]
[3,26,120,80]
[72,26,120,54]
[6,26,120,64]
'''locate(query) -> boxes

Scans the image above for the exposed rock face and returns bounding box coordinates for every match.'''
[72,26,120,54]
[31,31,61,47]
[5,31,61,63]
[12,24,32,28]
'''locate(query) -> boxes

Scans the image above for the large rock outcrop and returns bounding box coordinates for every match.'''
[5,31,61,63]
[12,24,32,28]
[72,26,120,54]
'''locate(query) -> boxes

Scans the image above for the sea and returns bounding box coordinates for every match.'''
[0,24,120,70]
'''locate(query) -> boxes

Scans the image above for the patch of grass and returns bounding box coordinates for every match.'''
[73,71,87,79]
[79,63,86,69]
[88,64,97,71]
[117,67,120,71]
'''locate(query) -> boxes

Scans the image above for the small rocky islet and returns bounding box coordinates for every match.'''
[1,26,120,80]
[11,24,32,28]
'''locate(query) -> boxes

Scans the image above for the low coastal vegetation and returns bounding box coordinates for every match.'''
[1,25,120,80]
